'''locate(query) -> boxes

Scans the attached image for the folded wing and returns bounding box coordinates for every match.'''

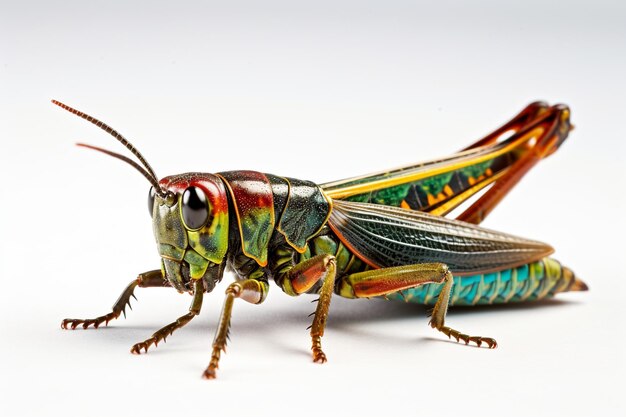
[328,200,553,275]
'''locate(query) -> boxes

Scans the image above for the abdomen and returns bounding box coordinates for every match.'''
[301,231,585,305]
[384,258,585,305]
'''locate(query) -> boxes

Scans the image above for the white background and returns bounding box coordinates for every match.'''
[1,1,625,416]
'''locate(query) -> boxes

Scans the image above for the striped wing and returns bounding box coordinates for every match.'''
[328,200,554,275]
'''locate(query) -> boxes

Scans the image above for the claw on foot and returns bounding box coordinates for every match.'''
[312,348,327,363]
[130,338,156,355]
[61,313,119,331]
[437,325,497,349]
[202,348,222,379]
[202,367,217,379]
[311,336,328,363]
[130,326,176,355]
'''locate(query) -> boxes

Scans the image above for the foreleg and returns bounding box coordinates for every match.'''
[61,269,167,330]
[130,279,203,354]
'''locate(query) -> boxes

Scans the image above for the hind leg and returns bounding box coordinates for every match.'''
[455,104,572,224]
[460,101,550,151]
[338,263,497,348]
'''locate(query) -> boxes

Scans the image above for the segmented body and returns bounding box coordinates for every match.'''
[219,171,578,306]
[54,99,584,379]
[273,229,577,305]
[386,258,577,305]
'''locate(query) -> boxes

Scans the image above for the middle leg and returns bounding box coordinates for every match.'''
[274,253,337,363]
[203,277,270,379]
[130,279,204,354]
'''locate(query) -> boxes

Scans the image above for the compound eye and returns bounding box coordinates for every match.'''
[181,186,209,230]
[148,187,156,217]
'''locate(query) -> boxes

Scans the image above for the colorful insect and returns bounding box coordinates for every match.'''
[55,100,587,379]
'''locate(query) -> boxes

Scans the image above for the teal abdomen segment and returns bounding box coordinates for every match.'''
[386,258,566,306]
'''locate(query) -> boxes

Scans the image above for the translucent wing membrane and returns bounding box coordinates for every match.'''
[328,200,554,275]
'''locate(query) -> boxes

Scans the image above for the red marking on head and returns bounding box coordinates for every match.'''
[159,173,229,214]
